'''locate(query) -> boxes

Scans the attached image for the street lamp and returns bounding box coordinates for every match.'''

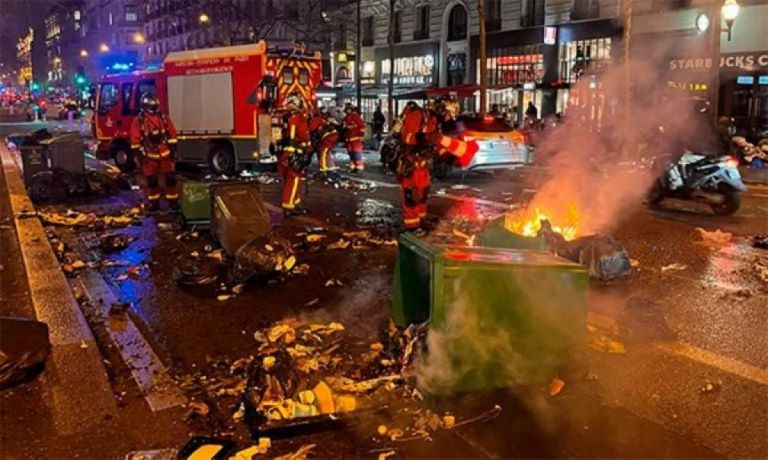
[198,13,210,25]
[80,49,89,57]
[99,43,110,52]
[133,32,146,44]
[721,0,740,40]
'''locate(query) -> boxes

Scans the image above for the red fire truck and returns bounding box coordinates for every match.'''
[93,41,323,175]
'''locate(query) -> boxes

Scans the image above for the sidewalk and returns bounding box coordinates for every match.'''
[0,144,186,458]
[740,166,768,185]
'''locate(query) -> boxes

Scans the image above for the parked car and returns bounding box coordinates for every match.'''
[432,114,533,179]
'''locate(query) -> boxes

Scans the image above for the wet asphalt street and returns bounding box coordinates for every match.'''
[1,118,767,458]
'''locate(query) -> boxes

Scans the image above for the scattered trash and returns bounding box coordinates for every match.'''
[0,317,51,390]
[231,235,295,284]
[548,377,566,396]
[630,258,640,268]
[753,234,768,250]
[696,227,733,247]
[232,438,271,459]
[326,238,351,250]
[217,294,231,302]
[109,302,129,316]
[588,335,627,354]
[185,400,210,420]
[661,263,688,272]
[80,340,89,349]
[274,443,316,460]
[324,278,344,287]
[700,381,720,394]
[100,234,128,253]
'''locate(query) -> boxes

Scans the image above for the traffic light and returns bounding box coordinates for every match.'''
[74,66,87,86]
[30,81,40,91]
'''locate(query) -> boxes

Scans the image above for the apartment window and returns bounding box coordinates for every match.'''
[393,11,402,43]
[521,0,545,27]
[108,11,113,25]
[362,16,374,46]
[447,4,467,41]
[414,5,429,40]
[73,10,81,21]
[125,5,138,22]
[486,0,501,32]
[571,0,599,20]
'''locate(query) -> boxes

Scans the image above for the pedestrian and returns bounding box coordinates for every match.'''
[129,92,179,212]
[525,101,538,122]
[342,104,366,172]
[308,108,339,179]
[372,105,386,141]
[279,95,311,216]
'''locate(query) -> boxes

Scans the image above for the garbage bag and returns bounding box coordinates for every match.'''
[230,235,294,284]
[540,223,631,280]
[172,255,222,287]
[0,317,51,390]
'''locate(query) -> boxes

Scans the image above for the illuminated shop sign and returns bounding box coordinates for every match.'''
[669,52,768,71]
[381,55,435,85]
[736,75,754,85]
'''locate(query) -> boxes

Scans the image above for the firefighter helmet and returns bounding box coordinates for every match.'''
[140,92,160,114]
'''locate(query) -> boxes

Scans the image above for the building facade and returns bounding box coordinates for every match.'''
[325,0,765,135]
[81,0,145,76]
[44,1,85,85]
[141,0,333,65]
[16,29,34,87]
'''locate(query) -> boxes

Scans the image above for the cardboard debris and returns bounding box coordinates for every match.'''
[274,443,316,460]
[548,377,566,396]
[696,227,733,247]
[589,335,627,354]
[661,263,688,272]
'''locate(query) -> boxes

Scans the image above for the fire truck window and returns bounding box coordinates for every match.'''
[283,67,294,84]
[97,83,118,114]
[134,79,157,113]
[299,68,309,86]
[121,83,133,115]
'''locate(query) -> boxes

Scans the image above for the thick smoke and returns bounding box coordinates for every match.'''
[518,48,717,236]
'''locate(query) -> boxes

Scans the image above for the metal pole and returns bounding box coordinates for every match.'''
[356,0,362,110]
[621,0,632,148]
[477,0,487,115]
[709,0,721,125]
[387,0,396,127]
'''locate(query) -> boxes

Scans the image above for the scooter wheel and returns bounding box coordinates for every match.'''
[710,188,741,215]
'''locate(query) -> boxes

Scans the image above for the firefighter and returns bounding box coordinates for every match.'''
[342,104,365,172]
[279,95,311,216]
[394,100,477,232]
[130,92,178,212]
[308,108,339,179]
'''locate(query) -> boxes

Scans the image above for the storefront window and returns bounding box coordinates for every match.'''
[487,45,543,87]
[559,38,612,83]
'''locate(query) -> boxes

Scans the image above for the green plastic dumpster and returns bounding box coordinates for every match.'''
[392,233,588,393]
[477,216,548,251]
[181,181,214,227]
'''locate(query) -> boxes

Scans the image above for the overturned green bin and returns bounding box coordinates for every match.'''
[392,233,588,394]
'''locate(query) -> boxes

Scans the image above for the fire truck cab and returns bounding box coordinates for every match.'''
[93,41,323,175]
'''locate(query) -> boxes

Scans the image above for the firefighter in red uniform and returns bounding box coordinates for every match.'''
[308,108,339,178]
[130,93,179,212]
[279,95,311,216]
[394,100,478,232]
[342,104,365,172]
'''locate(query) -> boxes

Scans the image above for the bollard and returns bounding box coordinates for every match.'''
[67,110,74,131]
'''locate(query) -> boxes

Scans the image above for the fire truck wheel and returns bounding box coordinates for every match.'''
[111,142,135,173]
[208,142,236,176]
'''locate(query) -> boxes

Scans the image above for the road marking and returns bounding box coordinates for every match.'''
[588,312,768,386]
[76,270,188,412]
[338,174,514,210]
[656,341,768,386]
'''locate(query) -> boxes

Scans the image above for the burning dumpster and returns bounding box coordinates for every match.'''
[392,233,588,394]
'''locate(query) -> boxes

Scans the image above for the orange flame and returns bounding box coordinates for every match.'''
[504,204,580,241]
